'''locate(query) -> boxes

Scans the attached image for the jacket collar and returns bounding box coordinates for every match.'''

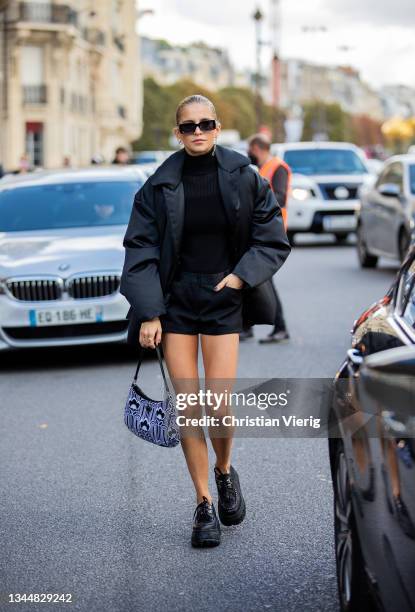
[149,144,250,188]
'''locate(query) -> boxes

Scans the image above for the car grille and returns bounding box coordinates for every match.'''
[67,274,120,299]
[318,184,360,200]
[5,273,120,301]
[6,278,62,301]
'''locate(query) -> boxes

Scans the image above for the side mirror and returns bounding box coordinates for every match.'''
[378,183,401,198]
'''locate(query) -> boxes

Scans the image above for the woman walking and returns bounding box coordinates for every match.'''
[120,94,291,547]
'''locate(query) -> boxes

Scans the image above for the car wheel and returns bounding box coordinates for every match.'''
[333,441,375,612]
[356,225,378,268]
[286,230,295,245]
[398,229,410,263]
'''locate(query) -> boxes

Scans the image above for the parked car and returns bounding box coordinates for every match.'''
[0,166,147,351]
[271,142,372,243]
[329,245,415,611]
[356,155,415,268]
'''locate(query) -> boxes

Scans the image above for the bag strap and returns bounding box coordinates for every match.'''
[133,344,170,392]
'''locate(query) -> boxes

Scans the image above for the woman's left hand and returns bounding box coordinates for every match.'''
[214,273,245,291]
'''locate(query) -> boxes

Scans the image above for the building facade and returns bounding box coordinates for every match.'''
[379,84,415,119]
[277,59,384,121]
[141,36,235,91]
[0,0,142,170]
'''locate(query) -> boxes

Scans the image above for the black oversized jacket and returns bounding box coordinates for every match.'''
[120,144,291,341]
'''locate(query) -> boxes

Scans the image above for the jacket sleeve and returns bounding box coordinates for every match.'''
[231,171,291,288]
[119,180,167,323]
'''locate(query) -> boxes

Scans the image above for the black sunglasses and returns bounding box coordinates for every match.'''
[178,119,217,134]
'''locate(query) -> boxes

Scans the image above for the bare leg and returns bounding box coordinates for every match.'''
[200,333,240,473]
[161,332,212,504]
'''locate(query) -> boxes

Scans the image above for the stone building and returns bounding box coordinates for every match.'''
[0,0,142,169]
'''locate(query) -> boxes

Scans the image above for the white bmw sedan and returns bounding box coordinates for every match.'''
[0,166,146,351]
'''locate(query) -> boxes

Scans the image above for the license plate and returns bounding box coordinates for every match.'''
[322,215,357,231]
[29,305,104,327]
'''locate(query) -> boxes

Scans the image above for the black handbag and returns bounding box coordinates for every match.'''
[242,278,277,325]
[124,345,180,448]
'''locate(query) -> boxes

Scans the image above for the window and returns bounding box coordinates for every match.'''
[21,45,46,104]
[0,181,143,231]
[396,260,415,331]
[283,148,368,176]
[21,45,44,85]
[376,162,403,191]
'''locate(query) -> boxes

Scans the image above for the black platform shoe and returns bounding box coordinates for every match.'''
[214,465,246,526]
[191,496,221,547]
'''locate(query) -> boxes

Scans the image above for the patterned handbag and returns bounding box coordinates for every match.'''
[124,345,180,448]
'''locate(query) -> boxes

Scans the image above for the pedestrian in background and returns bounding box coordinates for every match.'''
[112,146,130,164]
[18,153,32,174]
[120,94,290,548]
[240,133,292,344]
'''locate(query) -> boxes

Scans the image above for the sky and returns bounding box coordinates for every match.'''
[136,0,415,90]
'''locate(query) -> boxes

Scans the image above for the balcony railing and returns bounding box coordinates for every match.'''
[18,2,78,26]
[23,84,47,104]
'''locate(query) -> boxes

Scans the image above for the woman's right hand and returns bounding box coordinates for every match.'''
[139,317,162,349]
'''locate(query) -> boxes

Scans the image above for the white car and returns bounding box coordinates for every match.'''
[357,154,415,267]
[0,166,146,351]
[271,142,372,243]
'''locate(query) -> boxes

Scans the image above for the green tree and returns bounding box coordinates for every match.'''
[302,102,353,142]
[133,78,286,150]
[132,77,174,150]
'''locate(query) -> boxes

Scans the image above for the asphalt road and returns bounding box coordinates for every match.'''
[0,236,400,612]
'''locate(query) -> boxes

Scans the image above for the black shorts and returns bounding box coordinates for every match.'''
[160,267,244,335]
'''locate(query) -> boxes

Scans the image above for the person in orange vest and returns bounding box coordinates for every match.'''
[241,133,291,343]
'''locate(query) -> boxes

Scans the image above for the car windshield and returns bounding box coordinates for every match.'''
[409,165,415,195]
[0,180,141,232]
[283,149,368,176]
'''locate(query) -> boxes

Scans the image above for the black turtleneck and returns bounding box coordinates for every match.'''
[179,146,232,273]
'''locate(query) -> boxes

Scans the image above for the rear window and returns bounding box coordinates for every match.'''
[283,149,368,176]
[0,180,142,232]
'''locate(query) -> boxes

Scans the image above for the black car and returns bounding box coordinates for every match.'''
[329,245,415,611]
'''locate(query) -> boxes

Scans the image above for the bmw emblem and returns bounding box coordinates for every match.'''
[58,263,70,271]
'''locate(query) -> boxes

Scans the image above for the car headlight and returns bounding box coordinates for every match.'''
[291,187,314,201]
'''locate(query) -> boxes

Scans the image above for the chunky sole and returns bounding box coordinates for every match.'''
[191,529,221,548]
[218,496,246,526]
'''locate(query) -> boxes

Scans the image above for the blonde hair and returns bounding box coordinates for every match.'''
[175,94,217,125]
